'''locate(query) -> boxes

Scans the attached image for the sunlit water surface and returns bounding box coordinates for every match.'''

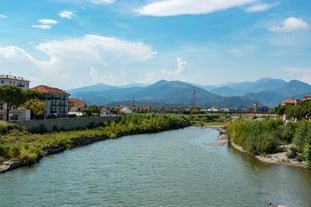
[1,127,311,207]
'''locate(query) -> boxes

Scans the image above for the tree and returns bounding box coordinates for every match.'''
[83,105,100,116]
[19,98,45,119]
[0,85,26,121]
[24,90,44,100]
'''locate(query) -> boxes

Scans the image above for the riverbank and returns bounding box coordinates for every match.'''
[0,113,191,173]
[205,125,228,146]
[206,124,307,168]
[230,142,307,168]
[0,135,109,173]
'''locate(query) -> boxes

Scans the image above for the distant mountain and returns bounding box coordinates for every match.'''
[69,83,118,93]
[68,78,311,109]
[205,77,287,97]
[69,80,257,109]
[273,80,311,97]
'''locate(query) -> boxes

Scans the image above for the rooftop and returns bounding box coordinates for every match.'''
[0,74,29,82]
[31,85,70,96]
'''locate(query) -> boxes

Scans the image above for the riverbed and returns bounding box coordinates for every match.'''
[1,127,311,207]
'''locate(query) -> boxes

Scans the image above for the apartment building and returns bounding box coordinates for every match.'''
[31,85,70,118]
[0,74,30,89]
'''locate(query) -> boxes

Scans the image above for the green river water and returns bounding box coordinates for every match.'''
[1,127,311,207]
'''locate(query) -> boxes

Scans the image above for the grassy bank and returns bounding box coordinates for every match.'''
[227,118,311,168]
[0,113,190,171]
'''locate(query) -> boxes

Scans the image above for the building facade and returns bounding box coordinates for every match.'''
[68,98,87,117]
[31,85,70,118]
[304,94,311,101]
[281,99,302,106]
[0,74,30,89]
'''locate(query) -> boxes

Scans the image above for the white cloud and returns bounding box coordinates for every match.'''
[135,0,254,16]
[0,14,7,19]
[32,19,58,29]
[90,0,115,4]
[161,57,187,77]
[0,46,36,61]
[35,35,156,63]
[89,67,99,82]
[0,35,156,88]
[270,17,309,32]
[32,25,52,29]
[284,66,311,84]
[38,19,58,25]
[245,2,279,13]
[59,11,75,19]
[51,0,115,5]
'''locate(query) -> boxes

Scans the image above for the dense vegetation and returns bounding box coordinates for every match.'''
[227,118,311,168]
[188,113,230,127]
[0,113,190,167]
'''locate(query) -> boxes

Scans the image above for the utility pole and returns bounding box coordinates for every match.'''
[193,88,196,106]
[132,97,135,107]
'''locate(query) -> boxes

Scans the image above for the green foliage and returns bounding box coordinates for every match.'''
[83,105,100,116]
[228,118,311,168]
[228,118,285,155]
[188,114,228,127]
[292,121,311,166]
[276,100,311,121]
[19,98,45,119]
[0,85,26,120]
[24,90,44,100]
[0,121,25,135]
[102,113,190,138]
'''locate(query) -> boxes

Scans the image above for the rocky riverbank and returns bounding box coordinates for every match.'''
[207,124,307,168]
[230,142,307,168]
[205,125,229,146]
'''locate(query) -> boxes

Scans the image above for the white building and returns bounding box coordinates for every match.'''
[0,74,30,89]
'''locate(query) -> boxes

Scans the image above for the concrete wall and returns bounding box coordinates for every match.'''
[15,116,121,132]
[0,109,31,121]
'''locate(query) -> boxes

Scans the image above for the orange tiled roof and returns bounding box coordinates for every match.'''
[69,98,87,108]
[282,99,296,104]
[31,85,70,96]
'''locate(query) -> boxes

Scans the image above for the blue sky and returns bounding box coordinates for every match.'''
[0,0,310,89]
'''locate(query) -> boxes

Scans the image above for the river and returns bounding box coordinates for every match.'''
[1,127,311,207]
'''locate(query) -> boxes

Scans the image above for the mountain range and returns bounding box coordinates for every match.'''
[68,78,311,109]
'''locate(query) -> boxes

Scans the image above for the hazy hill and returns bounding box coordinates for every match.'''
[68,78,311,109]
[205,78,287,97]
[68,80,257,109]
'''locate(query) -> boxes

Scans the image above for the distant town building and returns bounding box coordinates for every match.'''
[304,94,311,101]
[119,106,133,114]
[68,98,87,117]
[31,85,70,118]
[0,74,30,89]
[100,107,111,117]
[246,103,269,113]
[130,106,151,113]
[281,99,302,106]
